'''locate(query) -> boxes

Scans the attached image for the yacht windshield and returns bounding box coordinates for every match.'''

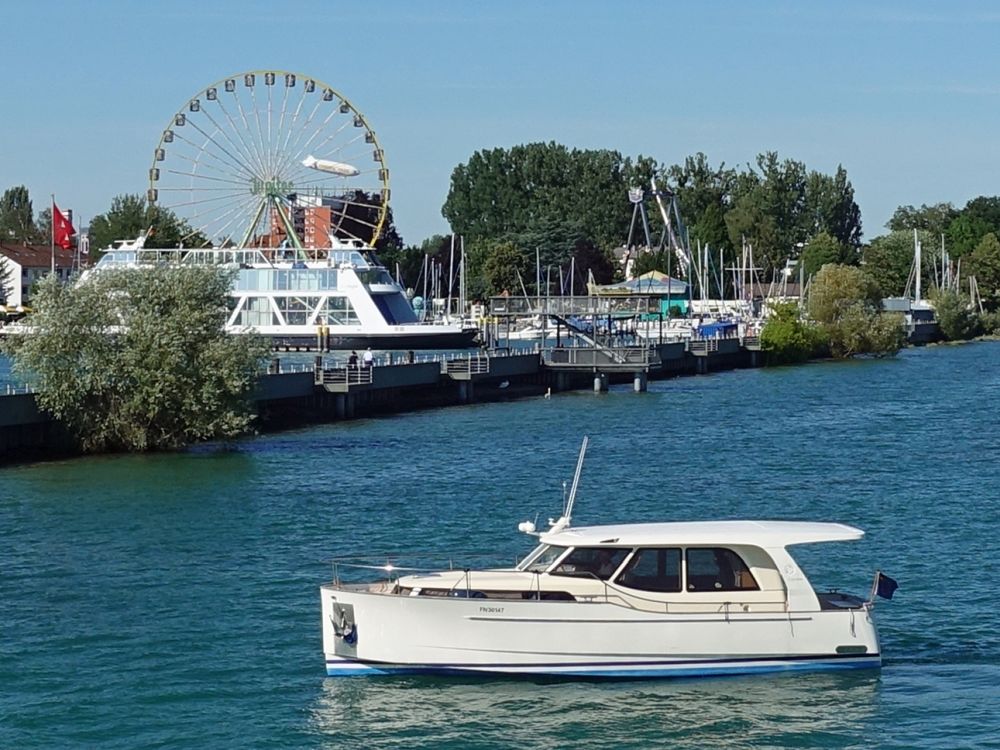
[517,544,568,572]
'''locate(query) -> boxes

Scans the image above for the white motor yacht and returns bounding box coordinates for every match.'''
[321,440,890,678]
[85,234,478,350]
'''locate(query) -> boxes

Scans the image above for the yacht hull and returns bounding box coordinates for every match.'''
[321,585,881,679]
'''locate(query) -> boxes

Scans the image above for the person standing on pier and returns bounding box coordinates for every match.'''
[348,351,358,369]
[362,348,374,368]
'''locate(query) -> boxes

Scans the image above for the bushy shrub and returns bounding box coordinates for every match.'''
[2,266,270,452]
[760,302,826,364]
[933,290,983,341]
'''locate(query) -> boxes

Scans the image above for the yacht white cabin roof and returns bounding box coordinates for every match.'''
[541,520,864,548]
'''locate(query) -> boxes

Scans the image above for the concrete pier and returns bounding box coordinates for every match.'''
[1,339,765,463]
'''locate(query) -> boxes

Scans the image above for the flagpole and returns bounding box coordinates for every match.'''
[866,569,880,607]
[51,194,56,275]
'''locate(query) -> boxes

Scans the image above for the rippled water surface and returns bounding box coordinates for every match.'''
[2,343,999,748]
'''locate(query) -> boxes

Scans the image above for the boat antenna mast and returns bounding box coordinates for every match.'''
[549,436,589,533]
[518,436,589,537]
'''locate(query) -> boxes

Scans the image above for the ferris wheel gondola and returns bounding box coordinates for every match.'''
[147,70,390,249]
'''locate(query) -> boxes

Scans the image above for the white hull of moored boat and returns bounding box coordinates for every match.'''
[320,585,880,678]
[319,439,891,681]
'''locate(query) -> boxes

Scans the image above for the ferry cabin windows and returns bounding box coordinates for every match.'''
[239,297,274,327]
[232,295,360,327]
[618,548,682,592]
[550,547,630,580]
[276,296,318,326]
[317,296,360,326]
[685,548,759,592]
[234,268,339,292]
[356,269,394,286]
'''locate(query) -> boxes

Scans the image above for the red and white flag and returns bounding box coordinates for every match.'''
[53,203,75,250]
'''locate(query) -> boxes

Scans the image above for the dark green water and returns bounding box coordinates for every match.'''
[2,343,999,748]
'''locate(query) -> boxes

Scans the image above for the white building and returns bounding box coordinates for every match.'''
[0,243,77,309]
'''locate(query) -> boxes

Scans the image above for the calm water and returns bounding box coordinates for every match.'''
[2,343,999,749]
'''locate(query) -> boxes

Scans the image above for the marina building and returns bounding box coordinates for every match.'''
[0,244,77,311]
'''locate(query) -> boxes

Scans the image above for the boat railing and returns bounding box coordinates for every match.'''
[326,559,788,612]
[328,552,523,587]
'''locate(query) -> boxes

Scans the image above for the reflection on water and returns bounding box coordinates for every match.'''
[310,672,880,749]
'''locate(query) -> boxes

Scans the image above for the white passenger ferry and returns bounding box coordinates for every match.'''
[88,234,478,350]
[321,440,889,678]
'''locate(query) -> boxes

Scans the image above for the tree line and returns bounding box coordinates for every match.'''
[7,142,1000,323]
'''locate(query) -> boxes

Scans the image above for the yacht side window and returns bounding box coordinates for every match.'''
[521,545,568,572]
[550,547,630,580]
[617,548,682,592]
[685,548,760,592]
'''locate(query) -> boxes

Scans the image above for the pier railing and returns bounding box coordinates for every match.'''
[489,294,661,317]
[315,367,374,387]
[688,339,720,355]
[543,345,658,369]
[443,355,490,376]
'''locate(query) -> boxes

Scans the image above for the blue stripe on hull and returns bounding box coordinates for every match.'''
[325,655,881,679]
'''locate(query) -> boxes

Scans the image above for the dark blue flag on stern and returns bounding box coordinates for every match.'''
[875,572,899,600]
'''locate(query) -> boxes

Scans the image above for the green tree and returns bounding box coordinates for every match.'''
[0,186,38,243]
[507,214,588,274]
[807,264,904,357]
[666,153,736,253]
[862,229,940,298]
[723,153,861,277]
[632,249,674,278]
[804,165,863,252]
[888,202,958,238]
[35,207,52,245]
[726,153,803,275]
[87,194,204,253]
[800,232,848,279]
[2,266,270,452]
[932,289,982,340]
[372,202,404,253]
[808,264,881,324]
[966,232,1000,310]
[760,301,825,364]
[442,142,633,251]
[946,212,990,258]
[570,239,616,285]
[942,197,1000,258]
[480,241,531,297]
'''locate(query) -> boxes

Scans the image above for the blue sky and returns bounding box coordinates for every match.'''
[3,0,999,245]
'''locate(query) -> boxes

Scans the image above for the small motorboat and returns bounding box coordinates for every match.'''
[321,439,891,678]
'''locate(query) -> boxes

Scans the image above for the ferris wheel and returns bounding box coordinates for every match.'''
[148,70,390,249]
